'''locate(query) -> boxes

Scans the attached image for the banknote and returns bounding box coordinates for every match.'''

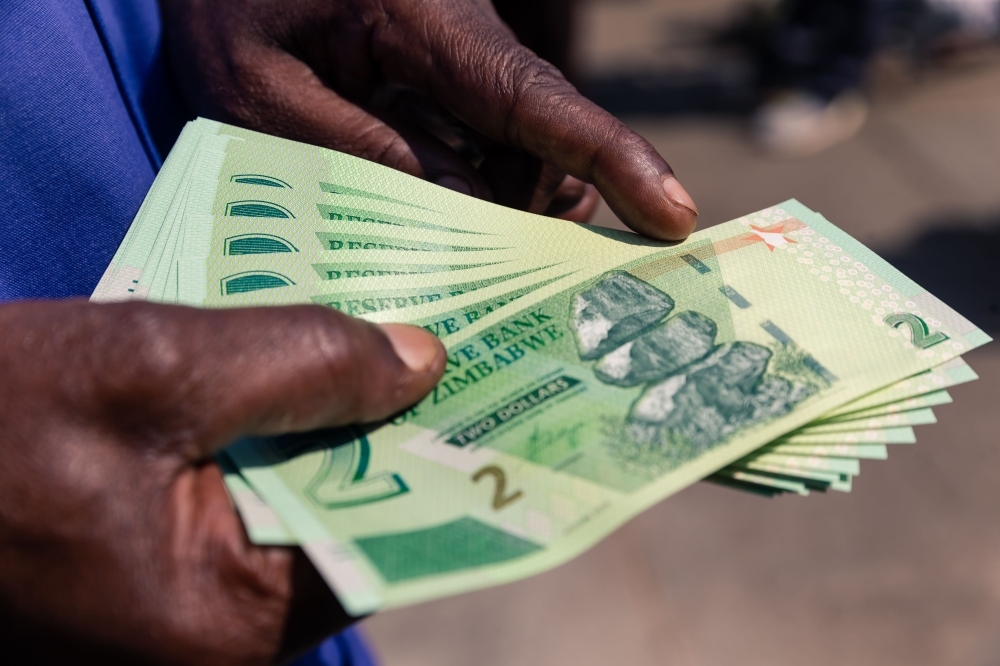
[766,443,889,459]
[820,390,952,421]
[95,119,603,308]
[728,463,852,492]
[93,119,988,603]
[822,357,974,418]
[737,452,860,476]
[708,469,811,496]
[796,407,937,433]
[227,200,988,614]
[92,125,202,301]
[777,426,917,444]
[199,248,523,303]
[218,453,295,545]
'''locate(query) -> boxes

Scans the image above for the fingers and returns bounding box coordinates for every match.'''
[277,549,355,661]
[21,301,446,460]
[194,462,352,662]
[546,176,601,223]
[478,147,566,213]
[261,69,489,197]
[183,33,492,199]
[495,75,698,239]
[376,1,698,239]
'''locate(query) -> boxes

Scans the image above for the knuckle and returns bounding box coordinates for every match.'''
[572,114,648,184]
[299,308,375,413]
[327,117,423,176]
[370,133,420,174]
[306,309,362,377]
[104,303,190,391]
[501,53,564,137]
[74,303,202,447]
[298,307,406,418]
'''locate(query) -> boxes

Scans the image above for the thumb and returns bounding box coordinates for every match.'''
[75,302,445,460]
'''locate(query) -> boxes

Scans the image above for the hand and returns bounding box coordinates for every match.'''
[0,300,445,665]
[161,0,698,238]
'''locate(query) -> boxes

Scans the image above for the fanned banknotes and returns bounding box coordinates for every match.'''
[94,118,989,613]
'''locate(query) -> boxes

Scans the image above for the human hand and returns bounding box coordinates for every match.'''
[161,0,698,239]
[0,300,445,665]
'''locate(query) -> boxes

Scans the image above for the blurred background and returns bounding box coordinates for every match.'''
[365,1,1000,663]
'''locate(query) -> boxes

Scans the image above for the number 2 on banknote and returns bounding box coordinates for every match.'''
[472,465,523,510]
[883,313,949,349]
[304,435,409,508]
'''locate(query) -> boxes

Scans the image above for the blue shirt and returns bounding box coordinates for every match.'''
[0,1,375,663]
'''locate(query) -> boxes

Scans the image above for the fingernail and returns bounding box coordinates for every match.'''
[379,324,443,373]
[662,176,699,217]
[434,174,473,196]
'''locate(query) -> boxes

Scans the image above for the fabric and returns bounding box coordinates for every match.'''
[291,627,381,666]
[0,0,155,300]
[0,2,375,663]
[85,0,190,167]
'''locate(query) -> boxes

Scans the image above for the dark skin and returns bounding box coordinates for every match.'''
[161,0,698,237]
[0,301,445,665]
[1,0,701,663]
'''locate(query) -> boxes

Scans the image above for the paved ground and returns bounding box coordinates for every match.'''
[363,2,1000,663]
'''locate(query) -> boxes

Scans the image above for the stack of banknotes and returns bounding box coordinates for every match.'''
[93,118,989,615]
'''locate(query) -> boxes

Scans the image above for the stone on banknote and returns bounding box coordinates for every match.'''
[626,342,815,448]
[750,375,816,422]
[571,272,674,360]
[594,310,717,386]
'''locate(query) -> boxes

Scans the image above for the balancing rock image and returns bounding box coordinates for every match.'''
[571,272,675,360]
[572,273,818,452]
[594,310,718,386]
[626,342,815,448]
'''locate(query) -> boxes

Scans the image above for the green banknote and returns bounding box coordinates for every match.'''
[227,200,988,614]
[218,453,295,545]
[92,124,202,301]
[796,407,938,433]
[767,442,889,458]
[819,390,952,422]
[95,120,981,419]
[709,469,811,496]
[200,248,520,301]
[736,452,860,476]
[94,118,597,308]
[776,426,917,444]
[336,202,962,493]
[822,357,975,418]
[94,119,988,599]
[727,463,853,492]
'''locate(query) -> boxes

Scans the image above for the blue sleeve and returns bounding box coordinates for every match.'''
[0,0,188,301]
[0,0,156,300]
[291,627,380,666]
